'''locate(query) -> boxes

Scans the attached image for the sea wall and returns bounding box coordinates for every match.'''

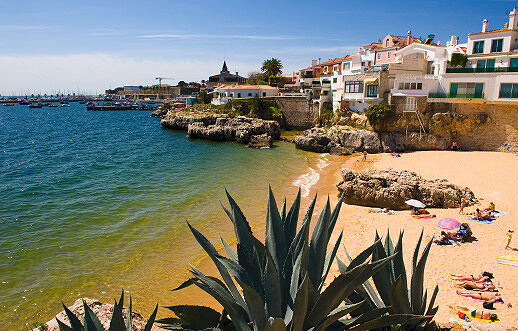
[274,97,316,130]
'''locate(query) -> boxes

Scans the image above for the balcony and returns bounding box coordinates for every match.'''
[446,66,518,73]
[428,93,484,99]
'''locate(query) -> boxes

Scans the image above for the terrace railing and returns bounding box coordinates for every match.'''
[428,93,485,99]
[446,66,518,73]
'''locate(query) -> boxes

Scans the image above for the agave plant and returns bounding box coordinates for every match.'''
[56,289,157,331]
[159,188,435,330]
[339,230,438,330]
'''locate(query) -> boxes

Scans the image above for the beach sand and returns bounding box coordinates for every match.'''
[304,151,518,328]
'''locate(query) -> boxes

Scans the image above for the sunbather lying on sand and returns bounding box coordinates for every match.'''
[456,306,498,322]
[456,290,504,303]
[475,208,496,221]
[452,272,493,283]
[368,208,393,214]
[456,281,496,291]
[411,207,429,215]
[433,231,451,245]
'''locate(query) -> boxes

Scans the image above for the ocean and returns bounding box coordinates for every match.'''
[0,103,322,329]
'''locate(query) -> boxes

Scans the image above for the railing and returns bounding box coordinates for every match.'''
[428,93,485,99]
[446,66,518,73]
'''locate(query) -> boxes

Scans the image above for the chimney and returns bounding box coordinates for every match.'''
[407,31,412,45]
[311,59,317,67]
[509,8,518,30]
[236,72,238,76]
[482,19,489,32]
[450,35,458,46]
[318,58,321,64]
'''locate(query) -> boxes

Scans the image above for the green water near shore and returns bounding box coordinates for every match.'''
[0,104,316,328]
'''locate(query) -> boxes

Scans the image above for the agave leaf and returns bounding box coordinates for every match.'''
[126,295,132,331]
[187,222,249,313]
[117,289,124,311]
[251,236,266,270]
[235,278,267,331]
[220,236,238,263]
[315,302,364,331]
[388,275,410,314]
[412,230,424,274]
[264,251,282,318]
[265,317,286,331]
[289,273,309,331]
[384,230,395,284]
[82,299,103,331]
[189,265,250,329]
[425,285,439,316]
[308,197,331,289]
[143,303,158,331]
[172,278,196,291]
[284,188,301,248]
[318,231,343,292]
[110,299,126,331]
[292,194,317,259]
[346,238,382,271]
[393,231,408,291]
[216,255,255,294]
[338,306,391,329]
[237,242,264,297]
[326,193,344,243]
[280,198,287,224]
[346,314,433,331]
[223,190,255,260]
[161,305,221,328]
[371,238,392,306]
[265,187,288,283]
[289,242,308,306]
[55,317,75,331]
[410,238,433,315]
[61,302,83,330]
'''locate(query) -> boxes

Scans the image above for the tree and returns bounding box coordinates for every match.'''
[261,58,283,78]
[177,81,187,87]
[247,71,268,85]
[199,90,212,104]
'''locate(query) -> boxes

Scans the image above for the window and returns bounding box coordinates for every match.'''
[499,83,518,98]
[377,53,381,60]
[405,97,417,110]
[366,85,379,97]
[387,51,392,59]
[230,92,234,97]
[333,78,337,83]
[450,82,484,98]
[399,82,423,90]
[248,93,252,97]
[491,39,503,53]
[344,81,363,93]
[476,59,495,71]
[510,58,518,68]
[237,93,241,98]
[473,40,485,54]
[343,62,351,70]
[333,65,339,71]
[385,39,390,47]
[262,92,266,97]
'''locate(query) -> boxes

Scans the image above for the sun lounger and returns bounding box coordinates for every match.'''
[496,253,518,267]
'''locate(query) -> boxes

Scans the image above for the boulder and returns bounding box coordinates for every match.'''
[337,168,475,210]
[248,133,273,148]
[37,298,160,331]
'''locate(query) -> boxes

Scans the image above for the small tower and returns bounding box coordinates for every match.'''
[482,19,489,32]
[220,61,230,74]
[407,31,412,45]
[509,8,518,30]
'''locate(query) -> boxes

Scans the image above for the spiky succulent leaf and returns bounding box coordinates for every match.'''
[82,300,103,331]
[110,299,126,331]
[388,275,410,314]
[117,290,124,311]
[426,285,439,316]
[326,193,344,243]
[126,295,133,331]
[143,303,158,331]
[61,302,83,330]
[319,231,343,292]
[265,317,286,331]
[220,236,238,263]
[411,238,433,315]
[160,305,223,328]
[234,278,267,331]
[284,188,301,248]
[289,273,309,331]
[264,251,282,318]
[265,187,288,285]
[393,231,408,291]
[55,317,75,331]
[315,302,364,331]
[346,314,434,331]
[308,197,331,289]
[412,230,424,275]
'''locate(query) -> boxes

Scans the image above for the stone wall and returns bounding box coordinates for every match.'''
[388,96,518,152]
[274,97,316,130]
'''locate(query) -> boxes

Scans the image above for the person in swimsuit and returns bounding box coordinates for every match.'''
[456,306,498,322]
[506,229,514,250]
[456,281,495,291]
[451,272,493,283]
[475,208,495,221]
[456,290,503,303]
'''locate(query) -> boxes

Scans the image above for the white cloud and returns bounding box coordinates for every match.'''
[0,54,257,95]
[138,33,302,40]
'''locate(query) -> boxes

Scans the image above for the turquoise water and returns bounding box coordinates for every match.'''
[0,104,313,329]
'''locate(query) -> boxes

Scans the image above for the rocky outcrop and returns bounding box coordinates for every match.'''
[337,168,475,210]
[36,298,160,331]
[294,126,449,154]
[161,111,280,147]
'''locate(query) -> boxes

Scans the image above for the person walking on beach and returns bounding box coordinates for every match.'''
[459,194,470,214]
[505,229,514,250]
[362,151,367,161]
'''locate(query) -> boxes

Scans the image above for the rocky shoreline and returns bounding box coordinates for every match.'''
[156,107,281,148]
[294,126,450,155]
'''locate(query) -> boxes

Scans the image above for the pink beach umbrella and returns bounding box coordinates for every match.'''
[437,218,460,230]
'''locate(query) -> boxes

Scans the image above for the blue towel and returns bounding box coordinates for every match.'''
[491,211,508,218]
[468,217,494,224]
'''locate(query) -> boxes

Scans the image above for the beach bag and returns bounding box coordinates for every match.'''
[483,302,494,309]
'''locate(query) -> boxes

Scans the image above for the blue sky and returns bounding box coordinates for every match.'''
[0,0,516,95]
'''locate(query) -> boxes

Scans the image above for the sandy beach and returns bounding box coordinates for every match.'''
[302,151,518,328]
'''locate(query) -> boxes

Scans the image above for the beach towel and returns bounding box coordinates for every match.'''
[463,311,499,324]
[469,296,505,304]
[468,217,494,224]
[496,253,518,267]
[430,235,458,246]
[490,211,508,218]
[414,214,436,219]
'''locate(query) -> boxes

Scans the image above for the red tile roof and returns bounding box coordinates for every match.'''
[469,28,515,36]
[214,84,277,90]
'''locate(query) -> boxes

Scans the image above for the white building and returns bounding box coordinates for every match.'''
[211,84,278,105]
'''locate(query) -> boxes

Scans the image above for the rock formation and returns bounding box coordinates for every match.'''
[294,126,449,154]
[161,111,281,147]
[337,168,475,210]
[36,298,160,331]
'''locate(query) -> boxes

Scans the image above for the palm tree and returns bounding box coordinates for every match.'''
[261,58,283,80]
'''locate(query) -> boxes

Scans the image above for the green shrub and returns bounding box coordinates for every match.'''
[365,102,394,127]
[159,189,436,330]
[448,53,468,68]
[30,322,48,331]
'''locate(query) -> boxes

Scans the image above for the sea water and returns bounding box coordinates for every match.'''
[0,103,321,329]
